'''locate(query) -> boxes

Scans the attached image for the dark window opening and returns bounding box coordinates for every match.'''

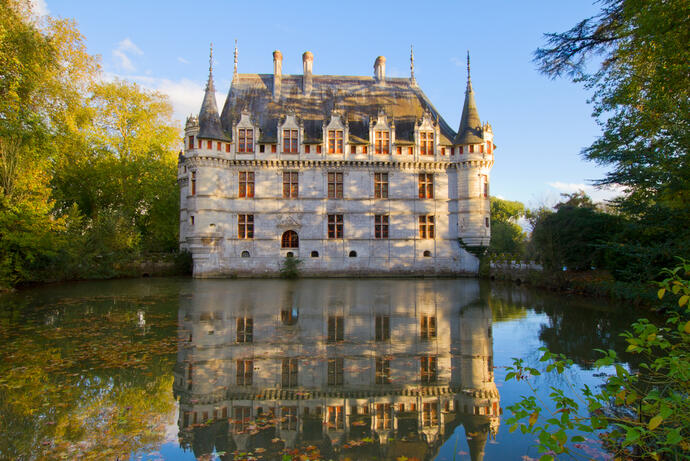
[348,250,357,258]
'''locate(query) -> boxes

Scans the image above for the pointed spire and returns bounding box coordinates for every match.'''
[233,39,238,81]
[198,42,228,141]
[453,50,483,145]
[410,44,416,84]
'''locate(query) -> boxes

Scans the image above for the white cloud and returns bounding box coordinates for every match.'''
[450,57,464,67]
[103,72,216,124]
[547,181,626,204]
[177,57,189,64]
[113,38,143,72]
[29,0,49,17]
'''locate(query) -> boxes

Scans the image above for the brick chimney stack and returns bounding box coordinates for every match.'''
[273,50,282,101]
[303,51,313,96]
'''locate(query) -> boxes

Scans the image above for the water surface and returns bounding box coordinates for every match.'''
[0,278,644,460]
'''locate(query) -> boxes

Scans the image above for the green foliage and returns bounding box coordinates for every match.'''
[529,192,623,271]
[534,0,690,282]
[0,2,181,288]
[506,259,690,460]
[279,257,302,279]
[489,197,527,256]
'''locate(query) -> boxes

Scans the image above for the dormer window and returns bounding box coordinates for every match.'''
[238,129,253,153]
[283,129,298,153]
[328,130,343,154]
[375,131,389,154]
[188,135,194,149]
[420,132,434,155]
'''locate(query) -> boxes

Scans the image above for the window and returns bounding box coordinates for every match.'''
[328,214,343,239]
[374,215,389,239]
[281,230,299,248]
[374,173,388,198]
[350,145,356,154]
[419,215,435,239]
[304,145,310,154]
[271,144,277,153]
[239,171,254,198]
[317,145,322,154]
[423,250,432,257]
[226,143,231,153]
[328,357,344,386]
[238,128,253,152]
[420,315,437,340]
[376,356,391,384]
[197,139,202,149]
[375,403,392,430]
[259,144,265,153]
[480,144,484,153]
[459,146,464,154]
[234,407,251,433]
[327,406,343,430]
[469,144,474,153]
[281,358,298,388]
[418,173,434,199]
[191,171,196,195]
[327,172,343,198]
[486,141,492,154]
[396,146,402,155]
[207,140,212,149]
[408,146,413,155]
[441,147,446,156]
[362,145,368,154]
[420,356,437,384]
[241,250,250,258]
[348,250,357,257]
[485,217,490,228]
[281,307,299,325]
[422,402,439,426]
[311,250,319,258]
[217,141,221,151]
[420,132,434,155]
[238,214,254,239]
[190,215,195,226]
[283,172,298,198]
[236,360,253,386]
[328,130,343,154]
[281,406,297,430]
[283,129,298,153]
[375,315,390,341]
[375,131,390,154]
[328,315,344,342]
[188,135,194,149]
[481,175,488,197]
[237,317,253,343]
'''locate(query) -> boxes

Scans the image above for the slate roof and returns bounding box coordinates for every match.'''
[197,70,230,141]
[219,74,462,145]
[453,78,483,145]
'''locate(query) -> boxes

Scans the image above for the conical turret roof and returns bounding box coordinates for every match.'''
[198,45,229,141]
[453,53,483,145]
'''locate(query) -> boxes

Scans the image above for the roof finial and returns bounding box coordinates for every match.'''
[209,42,214,74]
[233,39,238,79]
[467,50,471,84]
[410,44,416,84]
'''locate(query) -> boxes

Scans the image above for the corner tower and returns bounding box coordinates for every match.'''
[454,52,494,253]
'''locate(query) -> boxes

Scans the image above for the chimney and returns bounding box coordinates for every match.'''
[302,51,313,96]
[374,56,386,83]
[273,50,282,101]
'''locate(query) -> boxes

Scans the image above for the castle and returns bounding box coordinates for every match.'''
[178,45,495,277]
[174,279,500,460]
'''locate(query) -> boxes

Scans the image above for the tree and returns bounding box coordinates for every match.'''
[534,0,690,279]
[489,197,527,256]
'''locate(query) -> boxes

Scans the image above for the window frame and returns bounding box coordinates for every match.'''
[327,172,343,199]
[281,358,298,388]
[374,214,389,239]
[282,171,299,198]
[327,315,344,343]
[374,130,390,154]
[375,356,391,384]
[418,215,436,239]
[236,359,253,386]
[419,131,434,155]
[282,129,298,153]
[374,172,388,199]
[238,171,255,198]
[420,356,437,384]
[238,128,253,153]
[236,317,253,343]
[238,214,254,239]
[327,357,344,386]
[327,130,343,154]
[418,173,434,199]
[327,214,344,239]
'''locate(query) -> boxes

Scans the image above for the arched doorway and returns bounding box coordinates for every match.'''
[281,230,299,248]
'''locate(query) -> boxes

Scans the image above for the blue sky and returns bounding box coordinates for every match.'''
[36,0,621,207]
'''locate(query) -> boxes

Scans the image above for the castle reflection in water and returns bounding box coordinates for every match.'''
[173,279,499,460]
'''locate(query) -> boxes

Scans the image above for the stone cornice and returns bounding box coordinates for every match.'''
[183,155,493,171]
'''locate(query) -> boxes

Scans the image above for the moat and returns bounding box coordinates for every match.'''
[0,278,644,460]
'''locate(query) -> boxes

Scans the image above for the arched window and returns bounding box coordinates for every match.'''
[349,250,357,258]
[311,251,319,258]
[423,250,431,257]
[282,230,299,248]
[241,251,250,258]
[286,252,294,258]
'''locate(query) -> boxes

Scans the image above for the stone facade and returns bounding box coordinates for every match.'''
[179,48,495,277]
[173,279,500,459]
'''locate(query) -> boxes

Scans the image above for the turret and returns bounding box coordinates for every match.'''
[197,44,228,142]
[455,52,494,252]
